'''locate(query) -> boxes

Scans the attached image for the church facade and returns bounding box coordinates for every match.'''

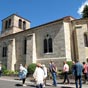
[0,14,88,71]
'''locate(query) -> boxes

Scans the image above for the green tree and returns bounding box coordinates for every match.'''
[82,5,88,18]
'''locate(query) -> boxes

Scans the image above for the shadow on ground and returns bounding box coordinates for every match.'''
[15,84,36,87]
[15,84,22,86]
[61,87,74,88]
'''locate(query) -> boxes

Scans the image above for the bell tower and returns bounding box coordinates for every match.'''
[1,14,30,37]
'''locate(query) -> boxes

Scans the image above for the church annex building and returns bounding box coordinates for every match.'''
[0,14,88,71]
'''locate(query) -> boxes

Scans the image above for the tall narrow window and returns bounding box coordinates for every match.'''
[19,19,22,29]
[23,21,26,30]
[5,21,8,29]
[8,19,11,28]
[48,38,53,52]
[44,39,48,53]
[24,38,27,54]
[2,47,7,57]
[44,36,53,53]
[84,34,88,47]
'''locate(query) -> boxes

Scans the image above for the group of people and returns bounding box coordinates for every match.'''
[19,63,47,88]
[62,60,88,88]
[72,60,88,88]
[19,59,88,88]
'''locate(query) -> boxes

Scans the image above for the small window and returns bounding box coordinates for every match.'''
[5,20,8,29]
[44,39,48,53]
[24,38,27,54]
[23,21,26,30]
[8,19,11,28]
[48,38,53,52]
[84,34,88,47]
[19,19,22,29]
[2,47,7,57]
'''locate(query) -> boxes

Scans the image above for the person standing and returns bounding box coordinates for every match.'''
[63,61,70,84]
[74,60,83,88]
[19,64,24,80]
[22,65,28,86]
[82,62,87,83]
[19,64,28,86]
[33,63,45,88]
[87,58,88,81]
[72,61,76,76]
[72,61,76,81]
[0,63,2,77]
[49,61,57,86]
[42,64,47,87]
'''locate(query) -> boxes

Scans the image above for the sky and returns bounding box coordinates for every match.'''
[0,0,88,31]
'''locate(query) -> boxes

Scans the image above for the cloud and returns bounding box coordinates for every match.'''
[78,0,88,15]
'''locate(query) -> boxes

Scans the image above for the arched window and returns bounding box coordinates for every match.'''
[48,38,53,52]
[84,34,88,47]
[44,39,48,53]
[23,21,26,30]
[19,19,22,29]
[44,35,53,53]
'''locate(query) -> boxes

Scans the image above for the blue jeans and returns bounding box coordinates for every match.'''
[75,75,82,88]
[36,84,43,88]
[52,72,57,86]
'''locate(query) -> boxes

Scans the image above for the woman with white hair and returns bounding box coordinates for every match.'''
[42,64,47,87]
[33,63,45,88]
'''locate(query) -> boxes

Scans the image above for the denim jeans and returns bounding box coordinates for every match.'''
[36,84,43,88]
[52,72,57,86]
[75,75,82,88]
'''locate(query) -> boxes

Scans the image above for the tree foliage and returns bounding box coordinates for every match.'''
[82,5,88,18]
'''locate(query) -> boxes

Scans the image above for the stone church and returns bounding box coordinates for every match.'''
[0,14,88,71]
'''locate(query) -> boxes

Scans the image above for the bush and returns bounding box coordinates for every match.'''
[2,65,7,71]
[3,70,18,76]
[27,63,36,75]
[67,61,73,74]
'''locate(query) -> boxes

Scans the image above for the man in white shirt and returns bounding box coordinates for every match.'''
[63,61,70,84]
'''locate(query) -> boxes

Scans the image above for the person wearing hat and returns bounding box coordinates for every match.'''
[33,63,45,88]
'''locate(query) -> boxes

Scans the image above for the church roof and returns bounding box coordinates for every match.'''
[2,13,31,22]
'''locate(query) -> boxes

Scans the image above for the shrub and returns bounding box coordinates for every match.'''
[27,63,36,75]
[3,70,18,76]
[2,65,7,71]
[67,61,73,74]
